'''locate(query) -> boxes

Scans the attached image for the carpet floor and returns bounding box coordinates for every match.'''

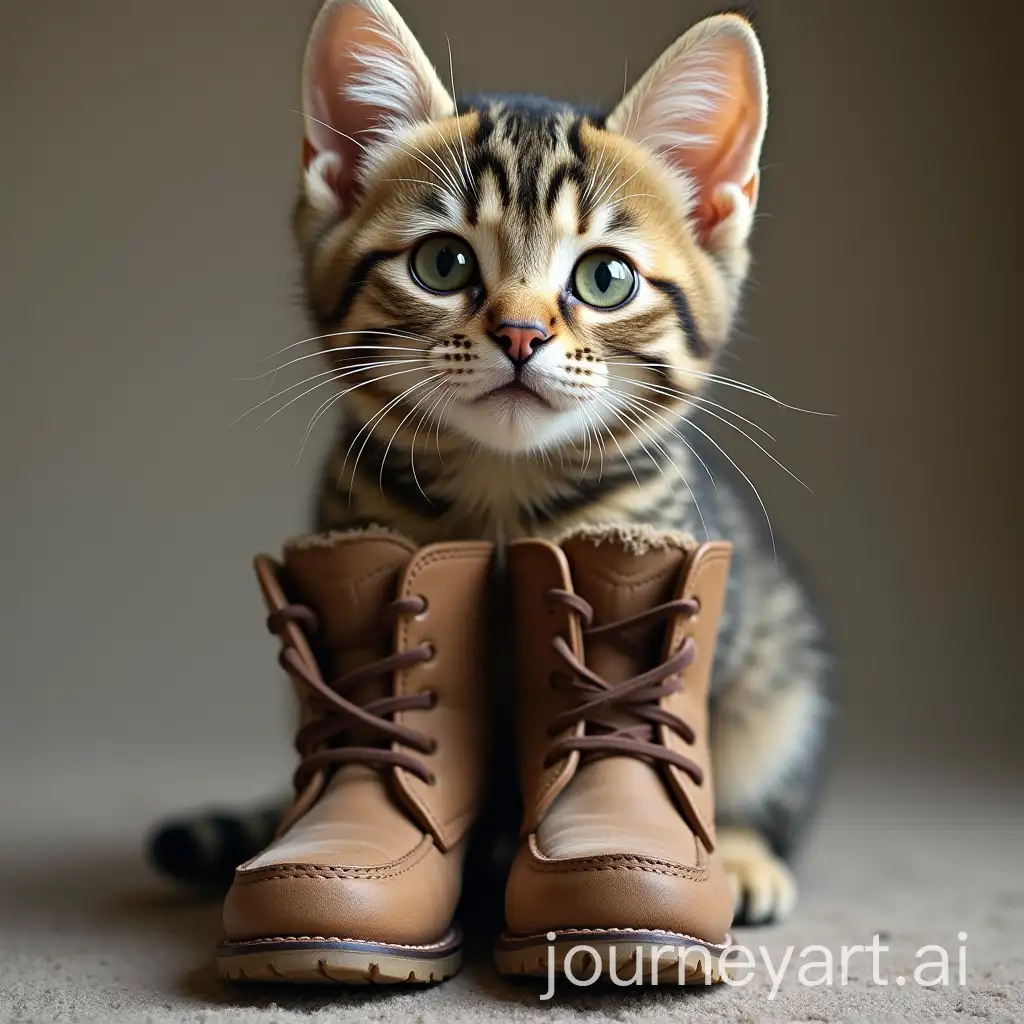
[2,765,1022,1023]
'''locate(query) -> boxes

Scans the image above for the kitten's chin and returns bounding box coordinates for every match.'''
[444,392,581,455]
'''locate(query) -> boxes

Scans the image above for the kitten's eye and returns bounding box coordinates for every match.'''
[411,235,477,293]
[572,251,637,309]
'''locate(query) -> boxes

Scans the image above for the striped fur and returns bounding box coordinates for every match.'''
[151,1,830,925]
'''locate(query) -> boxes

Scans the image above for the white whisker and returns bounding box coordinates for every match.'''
[434,385,462,461]
[684,399,810,491]
[359,124,463,199]
[682,414,777,561]
[378,378,449,492]
[243,359,431,439]
[231,357,429,431]
[590,395,646,492]
[384,176,460,196]
[343,373,446,501]
[245,343,426,381]
[294,365,438,467]
[604,372,775,440]
[590,134,657,209]
[598,151,662,209]
[294,390,348,469]
[605,371,809,490]
[260,328,432,363]
[606,391,711,540]
[605,359,834,416]
[445,37,476,198]
[604,387,718,494]
[411,383,456,500]
[292,109,371,154]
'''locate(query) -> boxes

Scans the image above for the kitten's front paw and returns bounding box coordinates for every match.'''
[717,825,797,925]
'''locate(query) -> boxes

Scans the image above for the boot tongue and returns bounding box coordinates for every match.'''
[561,527,692,686]
[281,532,418,725]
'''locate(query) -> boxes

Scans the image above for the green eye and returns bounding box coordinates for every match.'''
[572,251,637,309]
[411,235,477,293]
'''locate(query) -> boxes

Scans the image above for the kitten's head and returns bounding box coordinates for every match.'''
[295,0,767,455]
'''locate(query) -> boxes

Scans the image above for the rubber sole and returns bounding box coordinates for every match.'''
[495,928,731,985]
[216,928,462,985]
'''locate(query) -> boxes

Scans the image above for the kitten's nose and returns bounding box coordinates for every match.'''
[493,322,550,365]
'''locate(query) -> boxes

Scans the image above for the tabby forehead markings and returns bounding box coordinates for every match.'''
[462,107,593,231]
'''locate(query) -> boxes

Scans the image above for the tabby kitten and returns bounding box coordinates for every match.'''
[152,0,829,925]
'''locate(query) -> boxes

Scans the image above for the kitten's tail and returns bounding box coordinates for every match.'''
[147,799,285,888]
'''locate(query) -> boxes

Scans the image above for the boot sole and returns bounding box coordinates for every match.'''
[495,928,731,985]
[216,927,462,984]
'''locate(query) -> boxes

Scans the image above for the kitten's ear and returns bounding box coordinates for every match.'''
[606,13,767,250]
[301,0,455,214]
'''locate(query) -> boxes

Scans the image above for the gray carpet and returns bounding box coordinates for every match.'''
[2,764,1022,1023]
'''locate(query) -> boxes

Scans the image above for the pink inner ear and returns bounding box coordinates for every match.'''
[682,38,764,231]
[303,2,409,207]
[695,173,758,245]
[608,16,766,244]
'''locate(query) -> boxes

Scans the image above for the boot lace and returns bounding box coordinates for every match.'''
[266,597,437,791]
[544,590,703,785]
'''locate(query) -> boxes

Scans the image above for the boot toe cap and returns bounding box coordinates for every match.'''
[222,839,460,946]
[504,833,733,945]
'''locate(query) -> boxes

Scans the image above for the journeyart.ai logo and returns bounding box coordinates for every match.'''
[539,932,970,1001]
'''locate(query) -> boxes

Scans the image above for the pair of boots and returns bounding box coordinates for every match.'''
[217,527,735,985]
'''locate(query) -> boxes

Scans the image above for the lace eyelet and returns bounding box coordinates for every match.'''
[415,594,429,617]
[690,596,702,616]
[427,738,439,755]
[421,642,437,662]
[425,690,439,708]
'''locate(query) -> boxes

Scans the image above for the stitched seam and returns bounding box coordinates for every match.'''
[222,934,457,951]
[536,848,696,871]
[531,553,583,816]
[236,838,431,884]
[395,545,491,846]
[506,927,729,948]
[667,547,730,845]
[528,837,708,878]
[235,861,424,885]
[534,862,709,879]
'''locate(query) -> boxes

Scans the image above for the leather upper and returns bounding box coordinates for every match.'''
[222,533,492,946]
[503,531,734,943]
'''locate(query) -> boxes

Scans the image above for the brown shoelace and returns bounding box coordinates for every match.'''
[544,589,704,785]
[267,597,437,791]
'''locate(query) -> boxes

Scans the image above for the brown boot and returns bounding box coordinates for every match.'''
[218,532,493,984]
[495,527,735,984]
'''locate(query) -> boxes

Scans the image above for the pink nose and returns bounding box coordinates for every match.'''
[494,323,550,365]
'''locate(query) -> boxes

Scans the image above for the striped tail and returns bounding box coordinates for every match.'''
[147,799,286,888]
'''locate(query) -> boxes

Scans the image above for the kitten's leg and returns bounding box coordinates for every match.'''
[711,569,831,924]
[716,825,798,924]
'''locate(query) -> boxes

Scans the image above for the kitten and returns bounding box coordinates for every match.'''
[150,0,830,926]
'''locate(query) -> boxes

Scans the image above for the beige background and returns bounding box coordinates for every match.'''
[2,0,1021,830]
